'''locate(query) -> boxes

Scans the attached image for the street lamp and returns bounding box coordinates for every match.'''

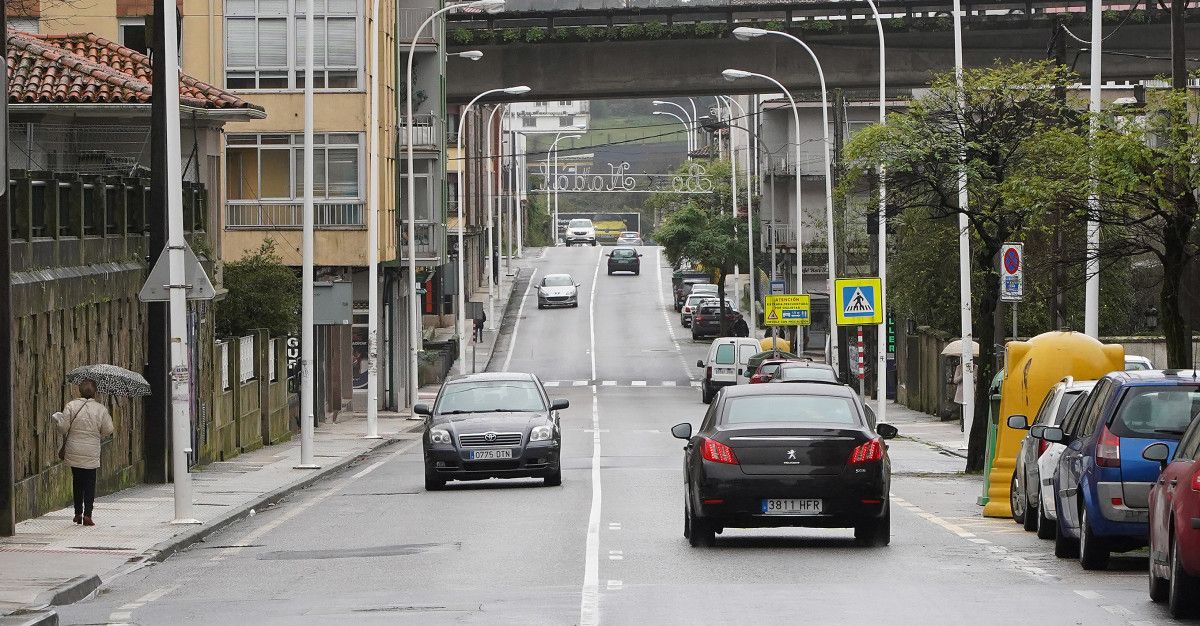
[951,0,976,449]
[653,110,691,158]
[723,115,763,342]
[549,132,583,245]
[653,101,694,153]
[405,0,500,408]
[730,28,839,373]
[722,69,804,298]
[456,85,532,374]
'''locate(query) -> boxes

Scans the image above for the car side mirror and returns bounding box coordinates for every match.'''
[1040,426,1065,443]
[550,398,569,411]
[697,360,705,368]
[1142,442,1170,466]
[876,423,899,440]
[638,253,643,257]
[1029,425,1046,439]
[1006,414,1029,430]
[414,403,432,416]
[575,284,581,289]
[671,423,693,440]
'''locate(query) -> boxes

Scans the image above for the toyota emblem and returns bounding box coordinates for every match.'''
[484,432,497,442]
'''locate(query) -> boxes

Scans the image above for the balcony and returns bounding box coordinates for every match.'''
[399,221,445,263]
[399,114,442,150]
[397,8,439,42]
[225,201,365,229]
[763,222,796,249]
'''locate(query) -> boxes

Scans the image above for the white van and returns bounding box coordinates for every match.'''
[696,337,761,403]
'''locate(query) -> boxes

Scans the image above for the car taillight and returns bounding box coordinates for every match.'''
[705,366,712,380]
[849,439,883,464]
[1096,426,1121,468]
[694,315,704,322]
[701,438,739,464]
[1192,472,1200,492]
[1037,439,1049,456]
[750,374,762,383]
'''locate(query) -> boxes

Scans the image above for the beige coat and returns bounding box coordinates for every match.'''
[53,398,114,469]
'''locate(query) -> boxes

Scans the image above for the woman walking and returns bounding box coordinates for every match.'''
[53,379,114,526]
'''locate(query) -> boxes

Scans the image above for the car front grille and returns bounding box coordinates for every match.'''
[545,295,571,302]
[459,432,523,447]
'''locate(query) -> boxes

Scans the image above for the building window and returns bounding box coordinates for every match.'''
[118,18,149,55]
[559,115,574,128]
[9,17,38,33]
[226,133,363,202]
[225,0,361,90]
[521,116,536,128]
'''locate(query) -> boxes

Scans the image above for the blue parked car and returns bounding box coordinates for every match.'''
[1040,370,1200,570]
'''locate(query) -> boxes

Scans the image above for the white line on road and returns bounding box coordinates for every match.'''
[351,459,387,479]
[502,268,538,372]
[574,380,589,387]
[544,381,560,387]
[608,550,624,561]
[602,380,617,386]
[1074,590,1103,600]
[581,246,604,626]
[660,381,677,387]
[631,380,646,387]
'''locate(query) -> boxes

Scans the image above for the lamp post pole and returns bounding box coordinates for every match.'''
[864,0,889,423]
[1084,0,1102,337]
[485,105,504,331]
[549,132,582,247]
[653,111,691,158]
[722,96,757,339]
[297,0,318,471]
[952,0,975,450]
[654,101,695,153]
[455,86,531,374]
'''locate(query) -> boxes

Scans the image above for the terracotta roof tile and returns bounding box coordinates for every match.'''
[6,29,264,112]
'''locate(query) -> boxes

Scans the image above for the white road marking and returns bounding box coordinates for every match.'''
[1074,590,1103,600]
[602,380,617,386]
[544,381,561,387]
[608,550,624,561]
[1102,605,1134,617]
[606,580,623,591]
[351,459,387,479]
[631,380,646,387]
[608,522,621,531]
[574,380,589,387]
[690,381,701,387]
[660,380,677,387]
[502,268,538,372]
[581,247,604,626]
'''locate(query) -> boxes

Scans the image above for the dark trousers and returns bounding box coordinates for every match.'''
[71,467,97,516]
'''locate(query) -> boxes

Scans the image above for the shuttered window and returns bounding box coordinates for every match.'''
[225,0,361,90]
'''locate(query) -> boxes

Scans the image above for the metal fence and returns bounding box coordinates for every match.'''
[225,201,366,229]
[8,123,153,177]
[398,114,442,149]
[397,7,438,41]
[401,221,445,261]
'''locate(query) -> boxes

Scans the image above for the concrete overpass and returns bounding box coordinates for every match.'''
[445,0,1196,101]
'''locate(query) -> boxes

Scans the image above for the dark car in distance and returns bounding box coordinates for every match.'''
[418,372,568,490]
[672,384,898,547]
[607,248,642,275]
[691,304,749,340]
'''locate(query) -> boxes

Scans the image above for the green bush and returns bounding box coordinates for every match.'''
[550,26,571,41]
[216,240,300,339]
[693,22,716,37]
[669,23,692,38]
[524,27,547,42]
[501,27,522,43]
[643,21,666,39]
[576,25,601,41]
[619,24,645,40]
[450,28,474,45]
[764,19,784,31]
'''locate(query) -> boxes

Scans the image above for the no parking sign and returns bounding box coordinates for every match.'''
[1000,242,1023,302]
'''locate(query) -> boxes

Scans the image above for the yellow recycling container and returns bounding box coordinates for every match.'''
[982,331,1124,518]
[759,337,792,353]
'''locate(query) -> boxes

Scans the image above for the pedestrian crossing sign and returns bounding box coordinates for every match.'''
[834,277,884,326]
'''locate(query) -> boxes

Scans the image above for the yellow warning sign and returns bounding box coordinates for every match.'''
[764,294,811,327]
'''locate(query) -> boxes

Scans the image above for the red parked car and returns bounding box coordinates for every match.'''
[748,358,799,383]
[1144,405,1200,619]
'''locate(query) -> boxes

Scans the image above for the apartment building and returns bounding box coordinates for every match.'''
[507,100,590,134]
[22,0,448,410]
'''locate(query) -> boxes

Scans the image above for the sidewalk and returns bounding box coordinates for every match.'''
[448,253,538,376]
[879,401,968,459]
[0,413,422,624]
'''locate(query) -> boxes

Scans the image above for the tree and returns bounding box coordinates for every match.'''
[652,160,748,336]
[216,239,301,338]
[844,61,1078,471]
[1026,89,1200,367]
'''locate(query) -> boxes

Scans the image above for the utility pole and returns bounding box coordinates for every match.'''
[144,0,171,486]
[1172,0,1187,90]
[1,7,14,537]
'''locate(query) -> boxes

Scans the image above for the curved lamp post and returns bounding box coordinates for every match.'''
[652,111,691,158]
[547,131,582,245]
[456,85,532,374]
[404,0,499,408]
[731,27,839,373]
[653,100,694,153]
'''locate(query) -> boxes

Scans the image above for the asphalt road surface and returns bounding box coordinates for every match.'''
[60,246,1184,625]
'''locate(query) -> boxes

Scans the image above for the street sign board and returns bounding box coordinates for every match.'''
[764,294,811,327]
[1000,242,1023,302]
[769,279,786,295]
[834,277,884,326]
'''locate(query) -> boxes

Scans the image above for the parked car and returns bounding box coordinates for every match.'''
[682,295,732,328]
[1042,370,1200,570]
[536,274,579,309]
[1144,402,1200,618]
[1125,355,1153,371]
[691,304,748,340]
[671,383,898,547]
[616,231,643,246]
[1007,377,1095,538]
[768,362,840,384]
[744,351,801,382]
[606,247,642,275]
[673,271,711,310]
[697,337,761,403]
[564,218,597,246]
[747,357,802,383]
[417,372,569,490]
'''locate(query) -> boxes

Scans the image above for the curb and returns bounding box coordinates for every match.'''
[484,267,528,372]
[900,435,969,459]
[0,612,58,626]
[31,575,100,607]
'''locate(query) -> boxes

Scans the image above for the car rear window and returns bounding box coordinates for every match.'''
[776,366,838,383]
[714,344,735,364]
[1109,385,1200,439]
[612,249,636,258]
[723,395,859,425]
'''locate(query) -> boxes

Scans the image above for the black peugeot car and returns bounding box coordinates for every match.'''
[606,247,642,275]
[417,372,568,490]
[672,383,897,547]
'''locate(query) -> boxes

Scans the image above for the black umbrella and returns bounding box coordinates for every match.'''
[66,364,152,397]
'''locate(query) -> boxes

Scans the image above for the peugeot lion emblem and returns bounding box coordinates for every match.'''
[786,450,797,460]
[484,432,497,442]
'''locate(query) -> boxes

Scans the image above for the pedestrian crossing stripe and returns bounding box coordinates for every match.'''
[834,277,884,326]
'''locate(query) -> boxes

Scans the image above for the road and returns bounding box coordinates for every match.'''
[60,246,1182,625]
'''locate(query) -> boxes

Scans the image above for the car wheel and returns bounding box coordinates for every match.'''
[544,465,562,487]
[572,301,579,308]
[692,330,701,341]
[855,502,891,547]
[1010,474,1026,526]
[1079,508,1110,570]
[537,302,545,310]
[1054,513,1079,559]
[635,269,640,276]
[424,467,445,491]
[1169,531,1200,618]
[591,241,597,246]
[701,383,714,404]
[686,496,715,547]
[1036,492,1056,540]
[1022,481,1038,532]
[1150,537,1170,603]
